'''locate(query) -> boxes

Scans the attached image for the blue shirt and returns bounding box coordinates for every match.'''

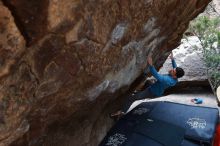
[148,59,177,96]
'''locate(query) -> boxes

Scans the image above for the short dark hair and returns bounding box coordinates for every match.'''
[176,67,184,78]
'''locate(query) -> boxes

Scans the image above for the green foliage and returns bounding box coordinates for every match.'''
[187,15,220,91]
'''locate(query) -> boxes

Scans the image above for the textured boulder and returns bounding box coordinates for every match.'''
[0,0,211,146]
[213,0,220,14]
[0,1,27,145]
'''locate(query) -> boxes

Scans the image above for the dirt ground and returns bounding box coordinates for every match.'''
[127,88,220,114]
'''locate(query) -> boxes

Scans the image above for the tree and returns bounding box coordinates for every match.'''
[186,15,220,95]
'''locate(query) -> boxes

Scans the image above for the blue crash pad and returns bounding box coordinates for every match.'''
[148,102,219,143]
[100,101,219,146]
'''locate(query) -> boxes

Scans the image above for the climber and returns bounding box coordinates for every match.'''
[110,51,185,119]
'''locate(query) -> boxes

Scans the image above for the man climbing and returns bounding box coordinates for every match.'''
[111,52,185,119]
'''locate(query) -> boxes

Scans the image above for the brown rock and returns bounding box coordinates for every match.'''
[0,0,211,146]
[0,3,25,79]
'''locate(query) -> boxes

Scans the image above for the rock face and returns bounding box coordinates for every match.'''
[0,0,211,146]
[213,0,220,14]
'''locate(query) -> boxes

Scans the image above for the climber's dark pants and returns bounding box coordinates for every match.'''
[121,87,156,113]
